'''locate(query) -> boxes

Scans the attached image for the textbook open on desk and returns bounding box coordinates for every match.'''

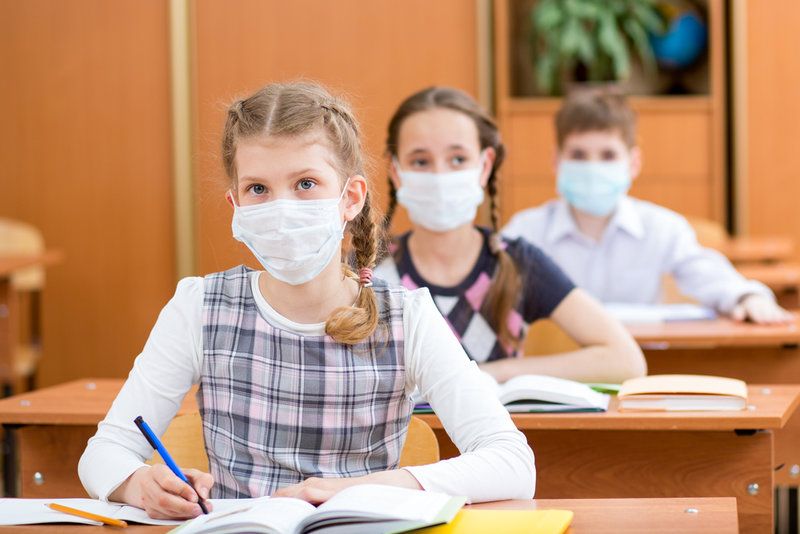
[414,374,610,413]
[171,484,465,534]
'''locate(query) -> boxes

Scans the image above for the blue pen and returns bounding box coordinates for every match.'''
[134,415,209,514]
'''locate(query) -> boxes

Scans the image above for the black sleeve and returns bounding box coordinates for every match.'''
[505,237,576,323]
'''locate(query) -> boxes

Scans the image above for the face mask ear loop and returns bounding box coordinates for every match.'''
[229,189,241,209]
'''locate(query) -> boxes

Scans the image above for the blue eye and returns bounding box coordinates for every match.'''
[298,179,315,190]
[251,184,266,195]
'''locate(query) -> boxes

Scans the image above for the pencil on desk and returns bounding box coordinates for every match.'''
[47,503,128,528]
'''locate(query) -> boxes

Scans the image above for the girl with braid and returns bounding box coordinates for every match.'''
[377,87,645,383]
[79,82,535,519]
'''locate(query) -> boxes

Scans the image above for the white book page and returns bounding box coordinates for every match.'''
[113,498,271,525]
[177,497,314,534]
[498,375,609,409]
[605,303,716,324]
[0,498,109,525]
[311,485,452,524]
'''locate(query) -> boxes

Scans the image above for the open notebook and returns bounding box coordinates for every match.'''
[414,373,610,413]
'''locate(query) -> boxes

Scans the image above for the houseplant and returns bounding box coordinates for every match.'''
[530,0,666,95]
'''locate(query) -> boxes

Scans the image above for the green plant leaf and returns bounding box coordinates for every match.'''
[533,0,563,31]
[632,2,666,34]
[536,46,558,94]
[624,18,656,73]
[560,16,583,56]
[598,11,629,79]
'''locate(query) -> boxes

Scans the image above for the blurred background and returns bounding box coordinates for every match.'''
[1,0,798,387]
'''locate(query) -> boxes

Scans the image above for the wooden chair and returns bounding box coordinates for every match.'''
[148,413,439,471]
[523,319,578,356]
[398,416,439,467]
[685,216,728,250]
[0,218,45,396]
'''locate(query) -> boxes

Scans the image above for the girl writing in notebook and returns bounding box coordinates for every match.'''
[376,87,646,383]
[79,82,534,519]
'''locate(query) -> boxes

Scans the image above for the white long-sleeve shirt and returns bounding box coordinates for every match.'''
[503,197,773,313]
[78,272,535,503]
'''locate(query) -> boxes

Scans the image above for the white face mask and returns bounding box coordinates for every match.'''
[231,181,349,285]
[394,155,486,232]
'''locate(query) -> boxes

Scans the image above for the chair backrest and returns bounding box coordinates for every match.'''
[148,413,440,472]
[523,319,579,356]
[686,216,728,249]
[0,218,45,290]
[398,416,440,467]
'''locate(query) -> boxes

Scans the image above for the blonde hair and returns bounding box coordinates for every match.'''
[555,88,637,148]
[384,87,522,350]
[222,81,381,345]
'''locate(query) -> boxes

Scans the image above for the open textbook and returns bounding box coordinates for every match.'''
[414,373,610,413]
[171,484,465,534]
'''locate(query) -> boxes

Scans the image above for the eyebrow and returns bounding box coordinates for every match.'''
[237,168,323,183]
[406,144,469,155]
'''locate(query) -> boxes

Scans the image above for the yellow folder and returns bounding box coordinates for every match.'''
[417,509,574,534]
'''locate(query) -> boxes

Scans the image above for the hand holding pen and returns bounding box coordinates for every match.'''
[132,415,213,519]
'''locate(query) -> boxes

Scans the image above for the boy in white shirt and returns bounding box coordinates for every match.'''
[503,90,792,324]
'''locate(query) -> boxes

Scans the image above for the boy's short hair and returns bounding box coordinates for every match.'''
[555,88,637,148]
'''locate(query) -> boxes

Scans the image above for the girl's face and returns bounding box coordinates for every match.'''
[229,132,366,221]
[391,108,494,186]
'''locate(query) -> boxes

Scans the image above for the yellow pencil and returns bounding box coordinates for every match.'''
[47,503,128,528]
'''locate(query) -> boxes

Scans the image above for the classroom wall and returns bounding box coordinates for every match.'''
[0,0,175,385]
[192,0,480,273]
[738,0,800,252]
[0,1,480,385]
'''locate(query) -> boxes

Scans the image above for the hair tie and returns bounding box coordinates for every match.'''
[359,267,374,287]
[489,233,505,255]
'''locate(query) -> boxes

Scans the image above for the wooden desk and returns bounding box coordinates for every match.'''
[419,386,799,534]
[0,497,739,533]
[0,379,195,499]
[627,316,800,491]
[738,262,800,307]
[0,252,62,386]
[721,235,794,264]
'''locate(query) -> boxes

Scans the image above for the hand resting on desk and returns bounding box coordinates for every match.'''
[731,294,795,325]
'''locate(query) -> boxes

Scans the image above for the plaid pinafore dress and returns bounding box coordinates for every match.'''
[196,266,412,497]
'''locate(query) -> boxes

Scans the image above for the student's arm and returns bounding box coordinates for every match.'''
[275,288,536,504]
[667,216,792,324]
[400,289,536,502]
[479,238,645,383]
[77,277,211,519]
[480,288,646,383]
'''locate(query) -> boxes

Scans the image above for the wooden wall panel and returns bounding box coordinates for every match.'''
[192,0,479,273]
[740,1,800,252]
[0,1,174,385]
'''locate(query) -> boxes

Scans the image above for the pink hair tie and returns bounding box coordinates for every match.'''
[359,267,374,287]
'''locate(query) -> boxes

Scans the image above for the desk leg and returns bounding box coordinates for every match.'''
[433,428,773,534]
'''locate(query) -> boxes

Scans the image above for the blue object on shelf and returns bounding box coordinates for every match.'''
[650,10,708,70]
